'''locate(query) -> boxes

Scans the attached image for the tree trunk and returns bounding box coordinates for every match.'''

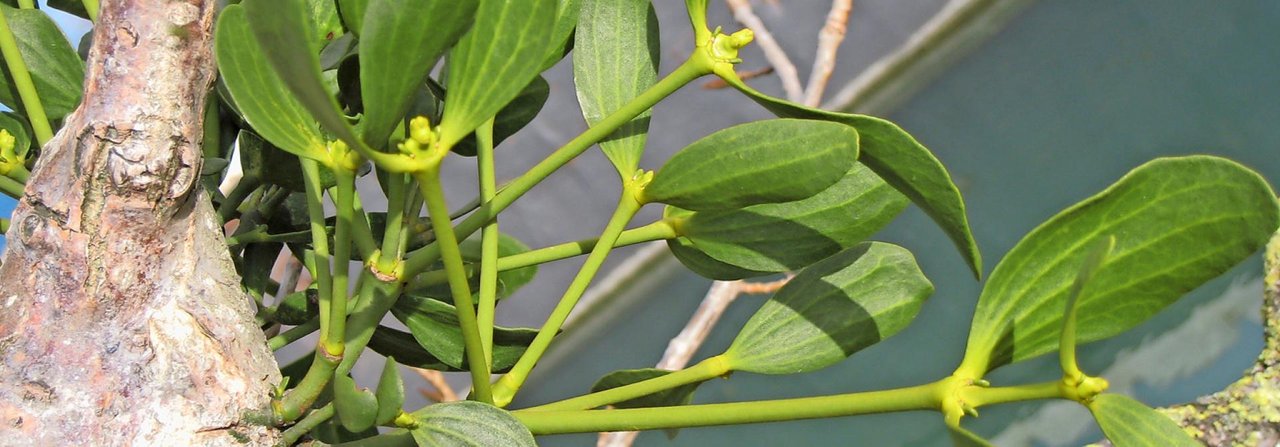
[0,1,279,445]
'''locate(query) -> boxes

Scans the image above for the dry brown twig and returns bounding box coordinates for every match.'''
[416,368,460,403]
[724,0,804,102]
[805,0,854,107]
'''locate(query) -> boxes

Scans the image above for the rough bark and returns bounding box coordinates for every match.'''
[1159,231,1280,445]
[0,1,280,445]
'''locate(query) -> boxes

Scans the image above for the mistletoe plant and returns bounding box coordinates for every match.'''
[0,0,1276,445]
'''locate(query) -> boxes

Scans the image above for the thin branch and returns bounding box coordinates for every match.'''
[804,0,854,107]
[415,368,459,403]
[598,276,791,447]
[724,0,804,102]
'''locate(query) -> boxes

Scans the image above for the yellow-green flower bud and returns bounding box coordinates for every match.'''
[409,116,434,145]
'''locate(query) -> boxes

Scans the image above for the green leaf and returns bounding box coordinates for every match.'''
[45,0,89,20]
[573,0,659,177]
[216,6,326,160]
[411,401,536,447]
[961,156,1280,374]
[451,76,551,156]
[539,0,582,71]
[644,119,858,211]
[375,356,406,425]
[336,0,368,36]
[589,368,701,410]
[723,242,933,374]
[720,74,982,279]
[410,233,538,300]
[334,374,379,433]
[0,112,30,159]
[0,4,84,120]
[307,0,344,48]
[665,203,771,280]
[359,0,477,146]
[242,0,366,156]
[236,130,336,192]
[438,0,557,148]
[676,163,908,273]
[274,288,318,325]
[389,295,541,371]
[368,326,451,371]
[1088,394,1201,446]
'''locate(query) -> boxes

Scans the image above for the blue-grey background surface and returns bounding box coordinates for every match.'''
[515,1,1280,446]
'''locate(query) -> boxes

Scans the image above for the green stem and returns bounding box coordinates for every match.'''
[336,277,400,377]
[416,166,493,403]
[401,56,710,276]
[330,183,379,262]
[268,318,320,351]
[6,164,28,183]
[329,169,357,358]
[80,0,99,22]
[476,119,498,363]
[275,347,339,423]
[299,160,337,354]
[0,8,51,146]
[281,403,334,446]
[962,380,1064,408]
[15,0,32,9]
[0,174,21,198]
[491,189,643,406]
[217,176,260,222]
[380,172,408,270]
[525,355,731,412]
[513,381,942,435]
[407,219,678,291]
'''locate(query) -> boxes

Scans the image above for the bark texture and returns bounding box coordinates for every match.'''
[1160,231,1280,445]
[0,1,280,445]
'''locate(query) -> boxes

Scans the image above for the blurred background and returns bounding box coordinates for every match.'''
[11,1,1280,445]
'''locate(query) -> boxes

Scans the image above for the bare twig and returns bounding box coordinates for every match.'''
[724,0,805,102]
[598,276,791,447]
[804,0,854,107]
[415,368,459,403]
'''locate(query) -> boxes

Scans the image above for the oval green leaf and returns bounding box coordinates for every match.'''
[216,6,326,160]
[677,163,908,273]
[0,4,83,120]
[644,119,859,211]
[336,0,367,36]
[452,76,551,156]
[375,356,406,425]
[359,0,477,146]
[389,295,540,371]
[719,73,982,278]
[574,0,660,177]
[664,203,771,280]
[589,368,702,410]
[1088,394,1200,447]
[273,288,318,325]
[539,0,582,71]
[437,0,557,148]
[723,242,933,374]
[242,0,367,157]
[334,374,379,433]
[961,156,1280,374]
[411,401,536,447]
